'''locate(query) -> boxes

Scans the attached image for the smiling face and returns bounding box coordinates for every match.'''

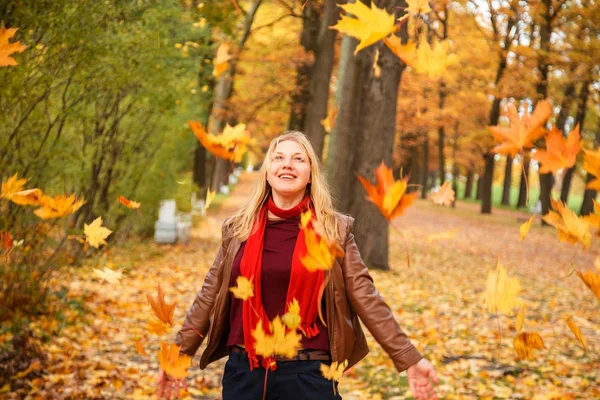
[266,139,311,206]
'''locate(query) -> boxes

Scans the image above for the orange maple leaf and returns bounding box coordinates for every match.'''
[1,230,12,253]
[188,121,250,162]
[513,331,546,360]
[431,181,455,206]
[532,125,581,174]
[582,148,600,191]
[34,194,85,219]
[357,162,417,221]
[213,43,232,78]
[320,107,338,133]
[542,199,591,249]
[158,341,192,380]
[134,339,148,356]
[147,285,176,326]
[0,25,27,67]
[576,269,600,302]
[300,210,344,272]
[489,100,552,156]
[118,195,141,209]
[582,200,600,236]
[566,317,588,351]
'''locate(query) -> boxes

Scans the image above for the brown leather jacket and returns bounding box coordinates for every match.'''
[175,214,423,372]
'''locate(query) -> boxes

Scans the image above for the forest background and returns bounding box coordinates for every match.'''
[1,0,599,398]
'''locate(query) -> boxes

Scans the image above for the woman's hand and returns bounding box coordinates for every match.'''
[407,358,439,400]
[158,369,188,399]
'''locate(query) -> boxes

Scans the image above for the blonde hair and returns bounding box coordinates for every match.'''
[230,131,343,242]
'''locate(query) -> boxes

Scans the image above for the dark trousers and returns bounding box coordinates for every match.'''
[222,352,342,400]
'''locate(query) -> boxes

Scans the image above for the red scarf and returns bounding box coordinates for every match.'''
[240,195,324,370]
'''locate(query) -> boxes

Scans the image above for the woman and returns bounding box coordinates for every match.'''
[159,131,438,400]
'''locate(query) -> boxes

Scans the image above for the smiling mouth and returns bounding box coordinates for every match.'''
[278,174,296,180]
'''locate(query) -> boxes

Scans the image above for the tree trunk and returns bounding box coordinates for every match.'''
[209,0,263,191]
[464,169,474,199]
[438,82,446,185]
[476,174,482,200]
[481,153,494,213]
[580,174,596,216]
[501,155,512,205]
[304,0,339,159]
[333,0,408,270]
[517,154,530,208]
[288,1,318,131]
[421,133,429,199]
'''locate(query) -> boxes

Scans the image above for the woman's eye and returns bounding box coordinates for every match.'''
[295,157,304,162]
[274,155,282,161]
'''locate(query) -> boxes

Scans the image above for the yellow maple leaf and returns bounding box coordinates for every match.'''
[188,121,250,162]
[384,35,417,66]
[252,317,302,359]
[520,215,535,241]
[566,317,588,351]
[252,321,276,358]
[282,298,301,330]
[229,276,254,300]
[300,227,344,272]
[576,268,600,301]
[118,195,141,209]
[406,0,432,14]
[205,189,216,210]
[330,2,399,55]
[1,173,27,198]
[9,188,43,206]
[483,262,521,315]
[582,148,600,191]
[357,162,417,221]
[532,125,581,174]
[146,318,171,336]
[542,199,591,250]
[84,217,112,249]
[213,43,232,78]
[489,100,552,156]
[93,267,123,284]
[147,284,176,326]
[159,341,192,380]
[431,181,455,206]
[34,194,85,219]
[583,200,600,236]
[321,360,348,381]
[413,36,458,79]
[0,25,27,67]
[515,305,525,332]
[513,331,546,360]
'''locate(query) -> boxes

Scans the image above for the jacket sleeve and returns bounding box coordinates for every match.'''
[175,221,230,356]
[341,216,423,372]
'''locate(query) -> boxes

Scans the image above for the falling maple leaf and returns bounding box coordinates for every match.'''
[0,25,26,67]
[84,217,112,249]
[159,341,192,380]
[489,100,552,156]
[431,181,455,206]
[566,317,588,351]
[520,215,535,241]
[384,35,418,66]
[118,195,141,209]
[9,188,43,206]
[134,339,148,356]
[252,317,302,359]
[1,230,12,253]
[532,125,581,174]
[483,262,521,315]
[582,200,600,236]
[542,199,591,250]
[300,220,344,272]
[330,2,400,55]
[413,36,459,79]
[515,305,525,332]
[147,318,171,336]
[357,162,418,221]
[513,331,546,360]
[213,43,232,78]
[188,121,250,162]
[1,173,27,198]
[575,269,600,301]
[93,267,123,284]
[582,148,600,191]
[406,0,432,14]
[147,285,176,326]
[282,298,301,330]
[229,276,254,300]
[321,360,348,382]
[320,107,338,133]
[205,189,216,210]
[34,194,85,219]
[426,228,459,243]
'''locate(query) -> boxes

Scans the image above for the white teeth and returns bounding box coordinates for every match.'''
[279,175,295,179]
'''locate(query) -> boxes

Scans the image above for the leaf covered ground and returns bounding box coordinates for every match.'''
[2,172,599,399]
